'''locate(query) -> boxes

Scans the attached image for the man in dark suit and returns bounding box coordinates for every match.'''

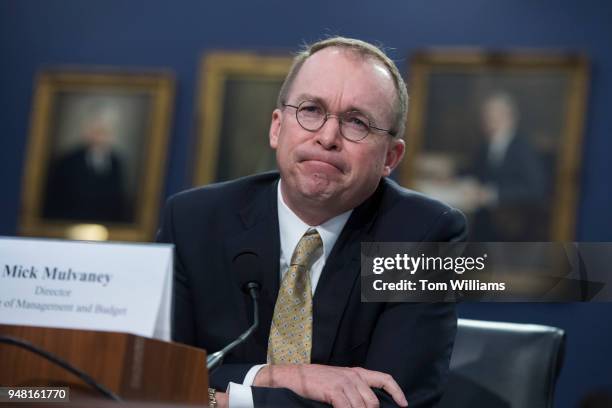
[463,92,546,240]
[158,37,466,408]
[43,106,128,222]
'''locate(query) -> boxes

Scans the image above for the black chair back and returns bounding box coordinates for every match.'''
[439,318,565,408]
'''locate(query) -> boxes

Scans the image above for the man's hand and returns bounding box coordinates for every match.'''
[253,364,408,408]
[215,391,228,408]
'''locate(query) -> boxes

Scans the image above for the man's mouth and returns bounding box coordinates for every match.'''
[300,159,344,174]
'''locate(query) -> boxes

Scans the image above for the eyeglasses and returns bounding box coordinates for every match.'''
[283,100,394,142]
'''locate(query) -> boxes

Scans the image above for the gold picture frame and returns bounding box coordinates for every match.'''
[20,69,175,242]
[193,52,292,186]
[401,50,589,241]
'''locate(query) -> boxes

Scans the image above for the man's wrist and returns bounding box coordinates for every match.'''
[214,391,228,408]
[253,364,298,388]
[243,364,267,386]
[252,364,271,387]
[253,364,286,387]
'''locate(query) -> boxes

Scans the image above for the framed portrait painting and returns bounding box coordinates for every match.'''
[19,69,175,241]
[193,52,292,186]
[401,51,589,241]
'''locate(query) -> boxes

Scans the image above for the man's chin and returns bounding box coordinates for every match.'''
[295,176,340,203]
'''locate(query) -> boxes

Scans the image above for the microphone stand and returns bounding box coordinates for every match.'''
[207,282,260,371]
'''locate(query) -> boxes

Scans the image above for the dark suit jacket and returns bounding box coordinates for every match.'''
[469,135,546,205]
[157,172,467,407]
[467,135,547,240]
[43,146,128,222]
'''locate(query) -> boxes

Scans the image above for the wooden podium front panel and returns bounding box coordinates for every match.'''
[0,325,207,405]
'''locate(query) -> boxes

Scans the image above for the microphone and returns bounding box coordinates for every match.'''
[236,251,262,301]
[207,251,262,371]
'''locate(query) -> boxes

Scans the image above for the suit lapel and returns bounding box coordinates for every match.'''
[310,182,383,363]
[225,180,280,361]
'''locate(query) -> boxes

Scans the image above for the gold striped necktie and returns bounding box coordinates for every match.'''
[267,229,323,364]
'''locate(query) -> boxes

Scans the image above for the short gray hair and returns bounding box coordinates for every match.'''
[278,36,409,139]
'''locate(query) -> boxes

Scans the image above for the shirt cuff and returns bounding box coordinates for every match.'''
[243,364,267,386]
[227,382,254,408]
[227,364,266,408]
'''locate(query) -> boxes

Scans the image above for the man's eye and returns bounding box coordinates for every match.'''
[346,116,368,129]
[300,105,323,115]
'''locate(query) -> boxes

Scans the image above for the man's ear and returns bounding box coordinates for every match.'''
[269,109,282,149]
[382,138,406,176]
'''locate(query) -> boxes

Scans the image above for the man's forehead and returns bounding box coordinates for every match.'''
[299,47,393,81]
[289,47,396,119]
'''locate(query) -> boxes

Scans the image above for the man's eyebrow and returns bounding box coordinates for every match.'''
[291,93,382,124]
[291,93,321,104]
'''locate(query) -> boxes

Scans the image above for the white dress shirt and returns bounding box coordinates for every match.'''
[227,180,352,408]
[487,129,514,166]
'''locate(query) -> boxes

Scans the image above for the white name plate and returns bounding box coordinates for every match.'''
[0,237,173,340]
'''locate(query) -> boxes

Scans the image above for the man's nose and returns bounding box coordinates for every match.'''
[315,114,342,150]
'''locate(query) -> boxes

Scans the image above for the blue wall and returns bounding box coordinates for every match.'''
[1,1,611,406]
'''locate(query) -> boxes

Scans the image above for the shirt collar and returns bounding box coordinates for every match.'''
[489,129,514,158]
[277,180,352,263]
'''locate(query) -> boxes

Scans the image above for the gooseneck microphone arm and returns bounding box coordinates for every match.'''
[207,281,260,371]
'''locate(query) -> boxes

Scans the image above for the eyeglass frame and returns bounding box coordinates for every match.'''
[282,100,396,142]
